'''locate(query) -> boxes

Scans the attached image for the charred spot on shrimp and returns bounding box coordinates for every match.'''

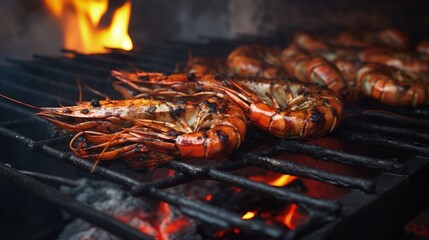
[169,107,185,118]
[310,109,325,124]
[177,98,185,104]
[80,109,89,114]
[215,130,229,144]
[90,99,100,107]
[329,106,338,117]
[187,72,196,81]
[138,76,149,81]
[63,108,72,114]
[203,100,217,113]
[147,105,156,113]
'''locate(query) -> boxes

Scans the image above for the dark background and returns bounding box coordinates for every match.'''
[1,0,429,59]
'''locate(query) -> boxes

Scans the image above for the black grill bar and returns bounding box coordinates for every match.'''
[333,130,429,157]
[0,67,79,91]
[0,163,153,240]
[245,153,375,193]
[5,58,100,83]
[19,170,80,187]
[342,120,429,143]
[273,140,405,173]
[33,55,110,77]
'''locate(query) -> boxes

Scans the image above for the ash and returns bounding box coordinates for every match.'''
[59,178,201,240]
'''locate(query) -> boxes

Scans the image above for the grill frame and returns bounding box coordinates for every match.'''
[1,37,429,240]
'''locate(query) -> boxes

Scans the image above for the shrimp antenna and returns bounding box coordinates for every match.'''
[57,91,65,108]
[0,93,42,111]
[76,76,83,103]
[80,81,111,100]
[186,48,194,70]
[343,109,417,125]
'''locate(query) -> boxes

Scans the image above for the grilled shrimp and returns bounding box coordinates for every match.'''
[39,96,247,169]
[111,70,220,99]
[416,39,429,55]
[185,56,229,77]
[359,47,429,73]
[227,44,286,78]
[111,70,343,139]
[337,28,409,49]
[215,77,343,139]
[293,32,330,52]
[357,63,429,107]
[281,45,349,98]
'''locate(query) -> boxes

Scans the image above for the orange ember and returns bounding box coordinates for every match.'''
[250,173,297,187]
[283,204,298,230]
[204,194,213,201]
[238,172,308,230]
[129,202,191,240]
[43,0,133,53]
[268,174,297,187]
[241,211,256,220]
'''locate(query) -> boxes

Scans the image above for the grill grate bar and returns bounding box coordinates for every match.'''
[245,153,375,192]
[5,58,100,83]
[33,55,110,77]
[0,67,79,91]
[333,130,429,157]
[61,49,171,72]
[0,78,75,106]
[274,140,405,173]
[0,163,153,240]
[342,120,429,143]
[19,170,80,187]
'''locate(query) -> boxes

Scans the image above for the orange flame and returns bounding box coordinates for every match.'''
[242,174,298,220]
[283,204,298,230]
[43,0,133,53]
[268,174,297,187]
[241,211,256,220]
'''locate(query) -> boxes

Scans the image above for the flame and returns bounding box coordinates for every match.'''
[268,175,297,187]
[250,173,297,187]
[44,0,133,53]
[241,211,256,220]
[241,174,298,220]
[204,194,213,201]
[283,204,298,230]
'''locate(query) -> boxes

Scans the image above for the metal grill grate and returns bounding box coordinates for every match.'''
[1,37,429,240]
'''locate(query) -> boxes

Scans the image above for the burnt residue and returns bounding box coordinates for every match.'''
[147,105,156,113]
[90,99,100,107]
[80,109,89,114]
[310,108,325,125]
[329,106,338,118]
[187,72,196,81]
[177,98,185,104]
[169,107,185,118]
[215,130,229,144]
[138,76,149,81]
[63,108,72,114]
[203,100,217,113]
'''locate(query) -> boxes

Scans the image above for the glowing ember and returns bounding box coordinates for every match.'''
[250,173,297,187]
[204,194,213,201]
[43,0,133,53]
[241,211,256,220]
[240,173,305,230]
[283,204,298,230]
[268,174,297,187]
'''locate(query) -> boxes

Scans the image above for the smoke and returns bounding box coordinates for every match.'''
[0,0,62,60]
